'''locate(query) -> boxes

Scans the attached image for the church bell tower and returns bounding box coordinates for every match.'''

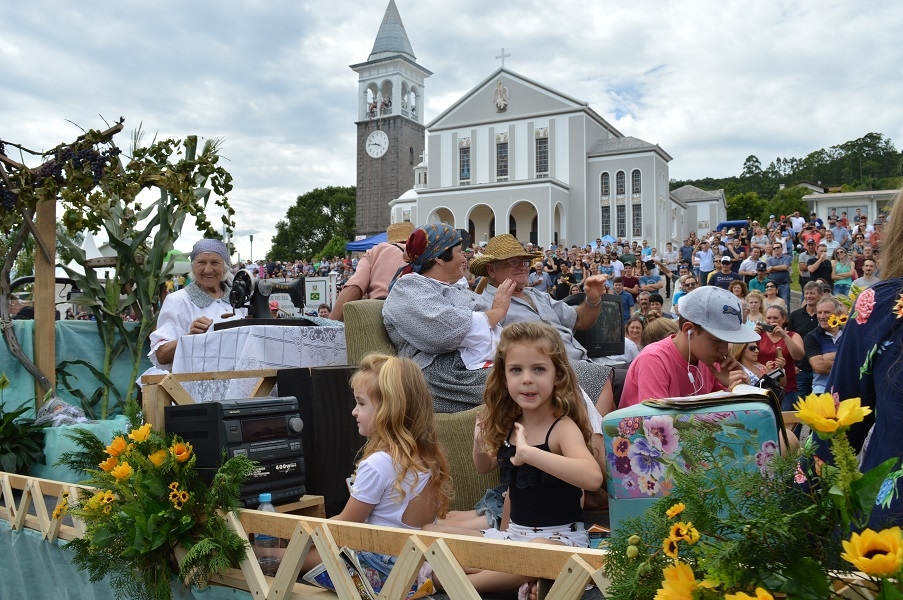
[351,0,431,237]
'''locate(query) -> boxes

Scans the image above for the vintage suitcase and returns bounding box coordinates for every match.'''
[602,392,782,532]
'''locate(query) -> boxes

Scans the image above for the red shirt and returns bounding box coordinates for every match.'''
[758,332,799,392]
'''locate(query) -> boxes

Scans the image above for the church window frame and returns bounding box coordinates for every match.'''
[600,172,610,200]
[632,200,643,238]
[535,128,549,178]
[496,133,509,182]
[459,138,471,185]
[615,202,627,238]
[616,171,626,199]
[631,169,642,198]
[601,204,611,238]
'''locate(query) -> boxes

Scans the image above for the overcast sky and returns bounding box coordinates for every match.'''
[2,0,901,261]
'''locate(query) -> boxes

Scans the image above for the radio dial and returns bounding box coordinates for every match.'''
[289,417,304,433]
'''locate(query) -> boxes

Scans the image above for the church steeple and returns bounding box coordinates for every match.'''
[351,1,431,237]
[368,0,415,62]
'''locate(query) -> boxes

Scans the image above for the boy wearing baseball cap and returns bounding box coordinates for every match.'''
[619,286,759,407]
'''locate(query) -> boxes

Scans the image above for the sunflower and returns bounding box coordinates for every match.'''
[793,394,872,438]
[111,462,134,481]
[99,456,119,472]
[669,522,700,545]
[841,527,903,577]
[170,441,193,463]
[654,561,699,600]
[104,436,127,457]
[663,537,679,559]
[725,587,775,600]
[128,423,152,443]
[148,449,167,467]
[168,481,180,491]
[666,502,685,519]
[895,294,903,319]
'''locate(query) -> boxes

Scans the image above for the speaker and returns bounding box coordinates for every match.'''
[456,228,471,250]
[529,231,538,246]
[277,366,364,516]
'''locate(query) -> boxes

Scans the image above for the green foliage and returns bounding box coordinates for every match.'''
[0,374,47,474]
[269,186,356,261]
[604,421,903,599]
[767,185,810,222]
[726,191,768,222]
[319,233,350,261]
[59,423,255,600]
[56,133,234,417]
[673,132,902,200]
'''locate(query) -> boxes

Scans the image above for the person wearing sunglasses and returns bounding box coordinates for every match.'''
[830,246,854,296]
[730,341,786,388]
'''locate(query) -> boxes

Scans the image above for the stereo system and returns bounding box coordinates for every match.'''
[164,396,306,507]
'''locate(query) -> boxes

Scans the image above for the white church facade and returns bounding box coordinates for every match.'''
[358,2,724,249]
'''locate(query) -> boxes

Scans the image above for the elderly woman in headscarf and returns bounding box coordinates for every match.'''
[382,223,516,413]
[148,239,246,371]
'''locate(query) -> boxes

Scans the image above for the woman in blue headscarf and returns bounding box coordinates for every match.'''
[148,239,246,371]
[383,223,516,412]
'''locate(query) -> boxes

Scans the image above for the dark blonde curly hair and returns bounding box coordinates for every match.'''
[350,354,452,518]
[479,322,594,457]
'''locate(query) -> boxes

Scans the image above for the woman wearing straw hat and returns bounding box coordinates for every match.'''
[470,234,616,414]
[383,223,518,413]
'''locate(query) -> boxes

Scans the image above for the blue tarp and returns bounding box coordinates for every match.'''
[345,232,386,252]
[715,220,749,232]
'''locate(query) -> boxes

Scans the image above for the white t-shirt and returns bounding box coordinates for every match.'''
[351,451,431,529]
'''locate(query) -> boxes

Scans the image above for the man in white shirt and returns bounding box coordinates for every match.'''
[738,247,762,283]
[790,211,806,238]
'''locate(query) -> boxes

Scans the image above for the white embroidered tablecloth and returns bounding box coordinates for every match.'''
[172,325,347,402]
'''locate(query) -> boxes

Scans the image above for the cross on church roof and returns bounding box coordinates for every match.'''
[495,48,511,68]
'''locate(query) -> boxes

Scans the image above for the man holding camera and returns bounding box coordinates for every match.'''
[804,295,844,394]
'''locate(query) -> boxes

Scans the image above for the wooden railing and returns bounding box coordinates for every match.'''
[2,471,609,600]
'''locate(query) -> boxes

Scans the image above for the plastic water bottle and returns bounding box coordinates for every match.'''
[254,493,281,576]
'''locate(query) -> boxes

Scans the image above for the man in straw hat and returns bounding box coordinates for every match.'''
[470,234,616,413]
[330,221,415,321]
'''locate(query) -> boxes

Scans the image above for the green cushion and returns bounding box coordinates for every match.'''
[435,408,500,512]
[31,416,131,483]
[343,299,396,365]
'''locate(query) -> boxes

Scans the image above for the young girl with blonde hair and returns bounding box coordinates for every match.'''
[300,354,452,580]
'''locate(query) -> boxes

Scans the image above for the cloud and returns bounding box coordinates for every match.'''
[3,0,902,260]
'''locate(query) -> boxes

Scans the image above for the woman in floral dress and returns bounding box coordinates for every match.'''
[824,187,903,528]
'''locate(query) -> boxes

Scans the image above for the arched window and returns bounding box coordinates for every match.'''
[616,171,626,197]
[600,172,610,199]
[631,169,642,196]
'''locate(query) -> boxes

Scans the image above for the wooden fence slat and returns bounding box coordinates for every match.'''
[544,555,595,600]
[378,535,429,600]
[424,538,482,600]
[266,521,314,600]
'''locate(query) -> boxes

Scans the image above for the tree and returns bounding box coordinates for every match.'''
[767,185,809,223]
[319,234,348,261]
[726,192,767,223]
[269,186,355,261]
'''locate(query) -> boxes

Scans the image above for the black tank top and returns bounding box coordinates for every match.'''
[497,418,584,527]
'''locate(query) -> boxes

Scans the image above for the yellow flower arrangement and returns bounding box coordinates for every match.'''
[604,395,902,599]
[61,420,255,600]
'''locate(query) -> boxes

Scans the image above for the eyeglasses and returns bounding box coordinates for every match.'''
[766,285,776,289]
[498,259,531,268]
[746,345,759,352]
[684,282,697,288]
[772,246,782,250]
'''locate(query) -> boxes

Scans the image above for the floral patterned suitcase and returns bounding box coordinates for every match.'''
[602,400,780,532]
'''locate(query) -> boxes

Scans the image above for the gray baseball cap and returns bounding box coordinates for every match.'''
[677,287,759,343]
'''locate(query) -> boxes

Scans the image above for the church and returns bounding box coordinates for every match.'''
[353,1,725,249]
